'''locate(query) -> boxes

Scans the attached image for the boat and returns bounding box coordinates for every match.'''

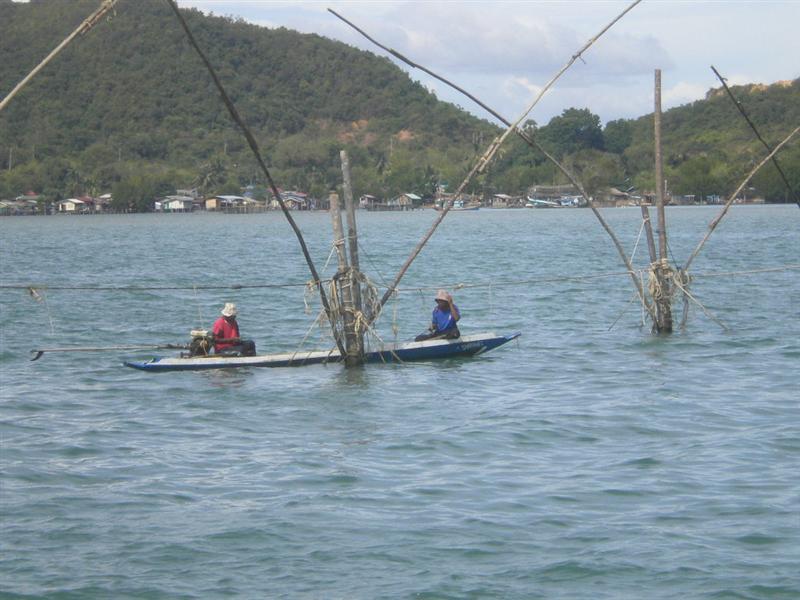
[451,199,480,211]
[434,199,480,211]
[124,332,520,372]
[525,197,561,208]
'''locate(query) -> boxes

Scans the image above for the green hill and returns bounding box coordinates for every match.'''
[1,0,797,207]
[620,79,800,202]
[489,80,799,203]
[0,0,495,206]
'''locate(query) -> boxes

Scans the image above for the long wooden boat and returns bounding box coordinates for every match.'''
[124,332,520,372]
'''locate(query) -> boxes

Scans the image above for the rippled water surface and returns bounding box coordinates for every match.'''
[1,206,799,599]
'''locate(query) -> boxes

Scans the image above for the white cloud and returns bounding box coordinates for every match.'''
[178,0,799,124]
[662,81,709,109]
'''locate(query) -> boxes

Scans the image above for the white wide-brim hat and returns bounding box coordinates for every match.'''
[435,289,449,301]
[221,302,237,317]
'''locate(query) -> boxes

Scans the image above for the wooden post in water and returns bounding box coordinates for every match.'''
[340,150,363,318]
[640,205,658,265]
[329,190,363,366]
[653,69,673,333]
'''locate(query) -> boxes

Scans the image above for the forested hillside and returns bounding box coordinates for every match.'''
[0,0,495,207]
[492,80,800,203]
[1,0,798,208]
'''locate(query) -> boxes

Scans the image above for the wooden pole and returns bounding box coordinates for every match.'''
[340,150,363,320]
[0,0,118,114]
[640,205,658,264]
[684,124,800,271]
[166,0,346,356]
[329,192,362,366]
[654,70,668,261]
[711,65,799,208]
[340,151,360,271]
[653,69,673,333]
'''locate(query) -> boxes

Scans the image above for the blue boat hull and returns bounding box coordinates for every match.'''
[124,332,520,372]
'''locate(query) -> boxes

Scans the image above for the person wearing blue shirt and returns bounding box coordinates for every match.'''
[415,289,461,341]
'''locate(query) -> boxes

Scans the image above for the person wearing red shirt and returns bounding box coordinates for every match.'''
[212,303,256,356]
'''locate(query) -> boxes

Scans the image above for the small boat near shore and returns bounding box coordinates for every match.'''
[124,332,520,372]
[435,199,480,211]
[525,197,561,208]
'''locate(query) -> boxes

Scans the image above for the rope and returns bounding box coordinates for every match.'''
[356,242,391,290]
[397,269,648,293]
[691,264,800,278]
[671,270,729,331]
[193,284,205,329]
[0,281,325,291]
[28,287,55,335]
[289,309,327,363]
[8,265,797,300]
[630,218,646,263]
[608,291,640,331]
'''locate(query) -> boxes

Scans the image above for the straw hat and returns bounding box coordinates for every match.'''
[221,302,237,317]
[435,289,450,302]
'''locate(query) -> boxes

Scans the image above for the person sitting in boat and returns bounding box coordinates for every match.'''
[415,289,461,341]
[212,303,256,356]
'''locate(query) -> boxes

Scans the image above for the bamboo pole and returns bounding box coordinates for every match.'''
[379,0,643,310]
[711,66,799,208]
[684,124,800,272]
[30,343,186,361]
[654,70,668,261]
[331,2,656,325]
[0,0,118,114]
[340,151,360,270]
[329,192,362,365]
[340,150,363,316]
[165,0,345,357]
[640,205,658,264]
[653,69,672,332]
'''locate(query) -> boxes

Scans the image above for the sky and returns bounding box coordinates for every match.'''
[178,1,800,127]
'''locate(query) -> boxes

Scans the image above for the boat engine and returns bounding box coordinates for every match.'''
[188,329,213,357]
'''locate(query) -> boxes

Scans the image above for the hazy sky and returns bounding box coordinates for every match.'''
[178,0,799,126]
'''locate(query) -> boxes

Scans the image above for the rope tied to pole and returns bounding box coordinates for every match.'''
[647,258,692,303]
[647,259,669,303]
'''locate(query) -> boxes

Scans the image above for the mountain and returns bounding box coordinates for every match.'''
[1,0,798,207]
[0,0,495,205]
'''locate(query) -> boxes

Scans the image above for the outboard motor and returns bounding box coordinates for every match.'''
[188,329,213,357]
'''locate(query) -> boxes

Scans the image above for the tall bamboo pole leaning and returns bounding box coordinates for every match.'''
[684,124,800,272]
[379,0,644,315]
[653,69,673,332]
[0,0,118,114]
[711,65,799,208]
[165,0,345,356]
[330,1,657,326]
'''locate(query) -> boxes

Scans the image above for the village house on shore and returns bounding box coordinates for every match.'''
[1,184,766,216]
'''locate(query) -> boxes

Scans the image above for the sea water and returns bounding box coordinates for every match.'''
[1,206,798,599]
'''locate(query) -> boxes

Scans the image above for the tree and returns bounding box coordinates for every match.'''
[538,108,604,157]
[194,154,230,196]
[112,173,172,212]
[751,144,800,203]
[564,149,625,197]
[603,119,634,155]
[672,156,723,201]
